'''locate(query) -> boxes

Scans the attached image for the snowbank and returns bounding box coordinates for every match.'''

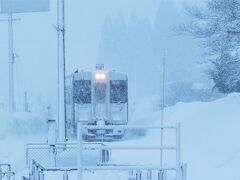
[130,93,240,180]
[1,93,240,180]
[0,111,47,137]
[0,111,47,170]
[129,95,162,125]
[165,93,240,180]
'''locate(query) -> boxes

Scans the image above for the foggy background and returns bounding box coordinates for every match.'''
[0,0,214,113]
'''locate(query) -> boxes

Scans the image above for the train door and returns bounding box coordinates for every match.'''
[92,72,109,122]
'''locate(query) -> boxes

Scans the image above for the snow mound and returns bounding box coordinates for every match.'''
[165,93,240,180]
[1,93,240,180]
[129,95,162,125]
[130,93,240,180]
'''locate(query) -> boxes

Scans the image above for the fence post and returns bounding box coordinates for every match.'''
[49,146,56,167]
[63,170,68,180]
[136,170,142,180]
[128,170,134,180]
[25,145,29,167]
[0,166,2,180]
[158,170,164,180]
[39,171,44,180]
[34,167,38,180]
[7,165,11,180]
[181,163,187,180]
[47,114,57,146]
[176,123,181,180]
[47,107,57,168]
[77,122,83,180]
[29,161,34,180]
[146,170,152,180]
[29,160,33,180]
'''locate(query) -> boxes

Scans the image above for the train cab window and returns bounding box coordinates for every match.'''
[94,83,107,103]
[110,80,128,103]
[73,80,91,104]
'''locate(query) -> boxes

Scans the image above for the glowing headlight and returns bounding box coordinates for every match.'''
[95,73,106,80]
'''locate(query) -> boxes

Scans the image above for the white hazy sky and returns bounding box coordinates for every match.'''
[0,0,202,108]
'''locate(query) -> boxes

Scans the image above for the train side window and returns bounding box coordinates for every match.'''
[110,80,128,103]
[73,80,91,104]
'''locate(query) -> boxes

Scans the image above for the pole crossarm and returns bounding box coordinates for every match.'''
[0,18,21,22]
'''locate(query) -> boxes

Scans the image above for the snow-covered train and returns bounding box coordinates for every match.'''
[65,64,128,140]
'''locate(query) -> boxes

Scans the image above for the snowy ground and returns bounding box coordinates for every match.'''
[1,93,240,180]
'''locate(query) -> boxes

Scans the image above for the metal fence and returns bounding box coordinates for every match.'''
[27,160,76,180]
[0,164,15,180]
[25,123,187,180]
[27,160,186,180]
[77,123,186,180]
[25,142,110,168]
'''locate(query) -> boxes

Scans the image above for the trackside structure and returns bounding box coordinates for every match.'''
[23,110,187,180]
[77,123,186,180]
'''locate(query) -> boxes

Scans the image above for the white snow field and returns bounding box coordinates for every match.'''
[1,93,240,180]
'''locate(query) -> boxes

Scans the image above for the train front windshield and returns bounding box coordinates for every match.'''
[93,82,108,119]
[94,82,107,103]
[73,80,91,104]
[110,80,128,103]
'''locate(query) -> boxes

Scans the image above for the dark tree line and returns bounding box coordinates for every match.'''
[97,13,155,97]
[97,1,198,99]
[96,1,219,104]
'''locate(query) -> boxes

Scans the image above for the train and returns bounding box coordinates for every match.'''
[65,64,128,140]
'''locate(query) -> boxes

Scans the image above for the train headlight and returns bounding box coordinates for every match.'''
[95,73,106,80]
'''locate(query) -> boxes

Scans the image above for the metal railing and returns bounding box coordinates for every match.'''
[25,123,187,180]
[29,160,44,180]
[27,160,77,180]
[0,164,15,180]
[77,123,185,180]
[22,177,30,180]
[26,161,186,180]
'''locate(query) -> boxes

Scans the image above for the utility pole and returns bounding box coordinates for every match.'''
[57,0,66,142]
[8,13,15,112]
[160,50,166,167]
[1,0,49,113]
[24,91,29,112]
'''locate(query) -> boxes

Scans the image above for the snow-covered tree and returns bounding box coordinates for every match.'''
[181,0,240,93]
[210,53,240,93]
